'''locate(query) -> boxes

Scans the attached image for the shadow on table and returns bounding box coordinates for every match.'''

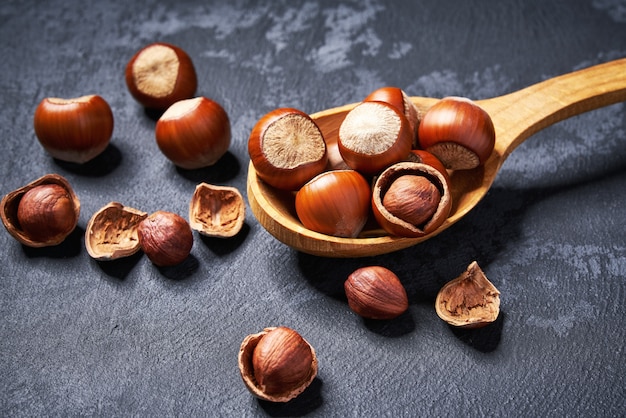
[258,377,323,417]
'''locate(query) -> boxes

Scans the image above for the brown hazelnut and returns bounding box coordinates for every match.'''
[238,326,318,403]
[189,183,245,238]
[85,202,148,260]
[137,210,193,266]
[344,266,409,319]
[0,174,80,247]
[435,261,500,328]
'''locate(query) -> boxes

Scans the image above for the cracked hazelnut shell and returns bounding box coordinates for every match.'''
[189,183,245,238]
[85,202,148,260]
[0,174,80,247]
[435,261,500,328]
[238,326,318,403]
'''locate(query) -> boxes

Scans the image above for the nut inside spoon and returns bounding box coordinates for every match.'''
[247,58,626,257]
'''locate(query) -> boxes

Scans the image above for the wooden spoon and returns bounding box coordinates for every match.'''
[247,58,626,258]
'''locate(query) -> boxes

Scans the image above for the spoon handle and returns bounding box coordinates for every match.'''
[478,57,626,160]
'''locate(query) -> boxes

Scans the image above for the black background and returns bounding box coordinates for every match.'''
[1,1,625,416]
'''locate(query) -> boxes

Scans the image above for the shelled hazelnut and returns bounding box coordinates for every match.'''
[344,266,409,319]
[137,211,193,267]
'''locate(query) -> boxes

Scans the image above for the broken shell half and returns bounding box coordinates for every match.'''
[189,183,245,238]
[435,261,500,328]
[85,202,148,260]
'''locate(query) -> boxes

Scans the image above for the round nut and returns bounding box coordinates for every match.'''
[189,183,245,238]
[344,266,409,319]
[238,326,318,403]
[0,174,80,247]
[85,202,148,260]
[137,211,193,267]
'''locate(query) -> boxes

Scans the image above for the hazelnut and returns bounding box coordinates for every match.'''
[0,174,80,247]
[189,183,245,238]
[364,86,420,146]
[372,162,452,238]
[85,202,148,261]
[238,326,318,403]
[344,266,409,319]
[435,261,500,328]
[125,42,197,110]
[137,211,193,266]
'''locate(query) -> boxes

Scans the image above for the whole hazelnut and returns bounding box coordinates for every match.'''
[238,326,318,403]
[344,266,409,319]
[137,211,193,266]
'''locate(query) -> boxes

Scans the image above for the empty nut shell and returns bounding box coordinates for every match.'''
[189,183,245,238]
[85,202,148,260]
[0,174,80,247]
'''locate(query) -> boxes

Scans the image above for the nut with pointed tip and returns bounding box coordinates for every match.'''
[435,261,500,328]
[248,108,328,191]
[189,183,245,238]
[125,42,197,110]
[33,95,114,163]
[238,326,318,403]
[372,162,451,238]
[85,202,148,261]
[338,100,413,176]
[137,211,193,267]
[155,96,231,169]
[0,174,80,247]
[345,266,409,319]
[418,96,495,170]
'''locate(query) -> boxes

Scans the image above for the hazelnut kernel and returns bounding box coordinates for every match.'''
[382,175,441,226]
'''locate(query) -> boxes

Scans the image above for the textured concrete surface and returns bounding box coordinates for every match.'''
[1,0,625,416]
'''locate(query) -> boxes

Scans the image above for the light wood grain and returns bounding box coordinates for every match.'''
[247,58,626,258]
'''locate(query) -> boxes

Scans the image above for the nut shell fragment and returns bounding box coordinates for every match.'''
[435,261,500,328]
[85,202,148,260]
[0,174,80,247]
[189,183,245,238]
[238,326,318,403]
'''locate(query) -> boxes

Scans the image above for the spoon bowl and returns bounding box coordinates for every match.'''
[247,58,626,257]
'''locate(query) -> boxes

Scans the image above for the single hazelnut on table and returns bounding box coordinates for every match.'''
[338,100,413,176]
[364,86,420,146]
[0,174,80,247]
[125,42,197,110]
[295,169,371,238]
[85,202,148,261]
[344,266,409,320]
[33,95,114,164]
[418,96,495,170]
[372,161,452,238]
[155,97,231,169]
[435,261,500,328]
[189,183,245,238]
[238,326,318,403]
[137,210,193,267]
[248,108,328,191]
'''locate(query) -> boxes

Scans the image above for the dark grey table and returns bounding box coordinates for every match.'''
[1,1,625,416]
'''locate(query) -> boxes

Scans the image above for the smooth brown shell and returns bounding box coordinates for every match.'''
[189,183,245,238]
[85,202,148,260]
[435,261,501,328]
[238,326,318,403]
[0,174,80,247]
[372,162,452,238]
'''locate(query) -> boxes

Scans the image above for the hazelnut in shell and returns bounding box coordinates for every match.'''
[155,97,231,169]
[125,42,197,110]
[137,210,193,267]
[189,183,245,238]
[372,162,452,238]
[238,326,318,403]
[33,95,114,164]
[248,108,328,191]
[364,86,420,146]
[435,261,500,328]
[0,174,80,247]
[345,266,409,320]
[85,202,148,261]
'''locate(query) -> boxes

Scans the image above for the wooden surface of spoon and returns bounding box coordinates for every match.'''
[247,58,626,258]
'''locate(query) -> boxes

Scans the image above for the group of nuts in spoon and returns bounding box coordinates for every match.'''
[0,42,501,404]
